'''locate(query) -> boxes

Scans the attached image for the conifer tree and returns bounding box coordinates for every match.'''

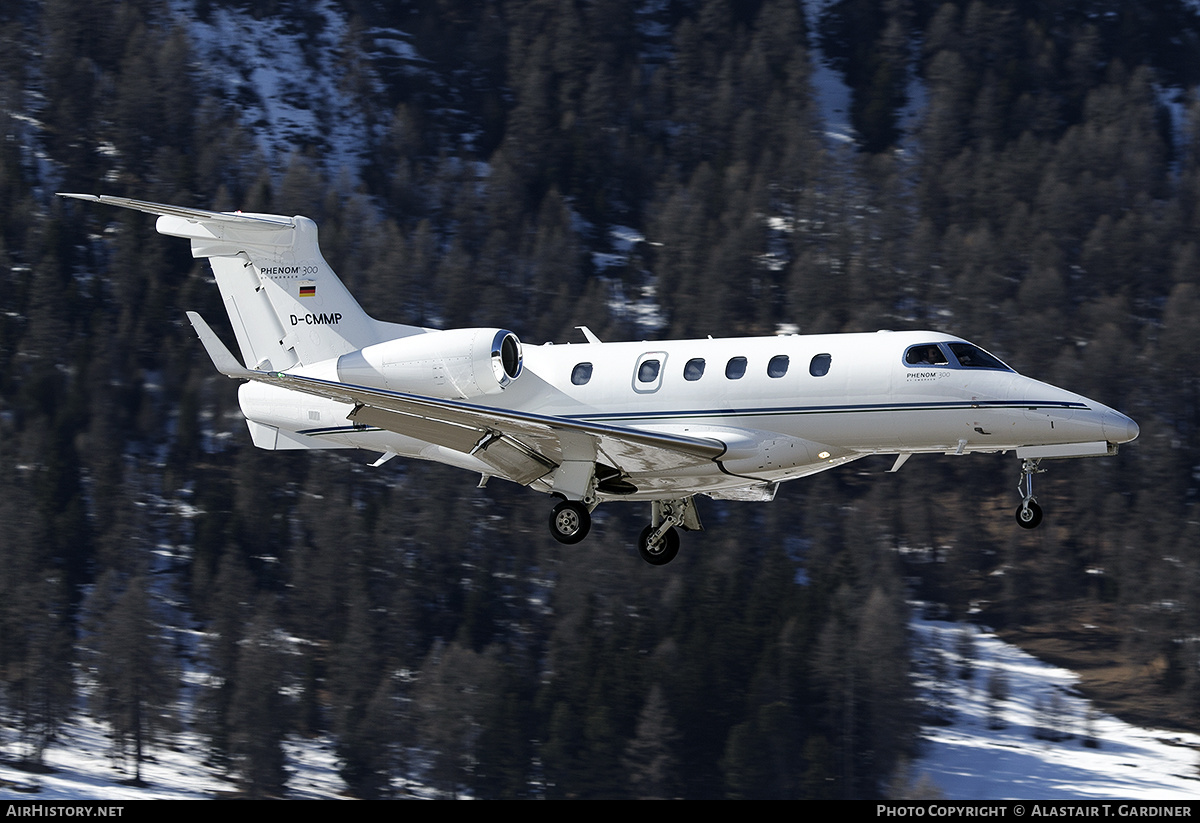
[228,596,290,797]
[88,573,177,785]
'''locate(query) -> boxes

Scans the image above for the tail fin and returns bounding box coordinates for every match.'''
[59,194,425,369]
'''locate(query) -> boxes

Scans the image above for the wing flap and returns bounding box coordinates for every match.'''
[472,434,558,485]
[349,404,484,454]
[349,404,555,485]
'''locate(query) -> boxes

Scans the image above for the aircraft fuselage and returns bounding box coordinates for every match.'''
[239,329,1136,502]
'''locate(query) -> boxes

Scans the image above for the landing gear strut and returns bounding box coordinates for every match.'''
[638,524,679,565]
[1015,458,1044,529]
[549,500,591,544]
[636,498,701,565]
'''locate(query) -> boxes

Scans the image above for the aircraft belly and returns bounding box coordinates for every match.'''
[893,406,1018,451]
[1016,408,1106,447]
[600,453,864,501]
[600,472,757,500]
[804,412,902,450]
[882,403,1097,453]
[717,431,823,474]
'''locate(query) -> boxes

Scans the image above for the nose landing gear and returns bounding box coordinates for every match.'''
[1015,458,1044,529]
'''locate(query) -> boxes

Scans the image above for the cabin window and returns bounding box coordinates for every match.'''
[809,353,832,377]
[638,359,661,383]
[571,363,593,385]
[633,351,667,392]
[725,357,747,379]
[684,358,705,381]
[904,344,948,366]
[767,355,789,378]
[948,343,1010,370]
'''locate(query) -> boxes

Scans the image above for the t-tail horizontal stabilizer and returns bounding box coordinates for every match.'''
[186,311,254,378]
[58,193,294,229]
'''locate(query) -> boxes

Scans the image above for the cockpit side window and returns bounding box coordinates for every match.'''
[904,344,949,366]
[947,343,1010,371]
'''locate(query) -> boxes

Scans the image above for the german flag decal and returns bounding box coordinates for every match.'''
[299,281,316,298]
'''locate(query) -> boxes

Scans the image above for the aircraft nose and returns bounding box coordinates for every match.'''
[1102,409,1139,444]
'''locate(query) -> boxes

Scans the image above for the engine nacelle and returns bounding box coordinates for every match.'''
[335,328,523,399]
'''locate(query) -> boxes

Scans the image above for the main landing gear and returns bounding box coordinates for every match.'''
[549,500,591,544]
[636,499,697,565]
[1015,458,1044,529]
[638,524,679,565]
[545,496,700,565]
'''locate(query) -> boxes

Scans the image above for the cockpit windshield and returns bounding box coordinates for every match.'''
[947,342,1011,371]
[903,341,1014,372]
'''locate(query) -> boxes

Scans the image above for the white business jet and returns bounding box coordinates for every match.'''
[61,194,1139,564]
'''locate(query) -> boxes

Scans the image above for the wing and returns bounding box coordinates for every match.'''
[188,312,726,490]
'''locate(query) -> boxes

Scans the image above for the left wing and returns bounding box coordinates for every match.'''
[188,312,727,489]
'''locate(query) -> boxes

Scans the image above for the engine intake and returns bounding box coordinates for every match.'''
[336,328,523,399]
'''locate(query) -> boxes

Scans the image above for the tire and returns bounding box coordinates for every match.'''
[550,500,591,544]
[638,525,680,565]
[1015,500,1043,530]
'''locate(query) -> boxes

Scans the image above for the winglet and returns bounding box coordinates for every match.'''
[186,311,254,378]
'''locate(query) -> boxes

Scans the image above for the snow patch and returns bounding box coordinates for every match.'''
[913,617,1200,800]
[173,0,407,178]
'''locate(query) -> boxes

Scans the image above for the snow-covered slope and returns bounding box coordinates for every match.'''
[912,620,1200,800]
[4,616,1198,799]
[174,0,422,177]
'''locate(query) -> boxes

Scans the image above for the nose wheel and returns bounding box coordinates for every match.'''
[1015,458,1044,529]
[1015,499,1043,529]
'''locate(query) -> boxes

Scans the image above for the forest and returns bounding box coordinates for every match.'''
[1,0,1199,799]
